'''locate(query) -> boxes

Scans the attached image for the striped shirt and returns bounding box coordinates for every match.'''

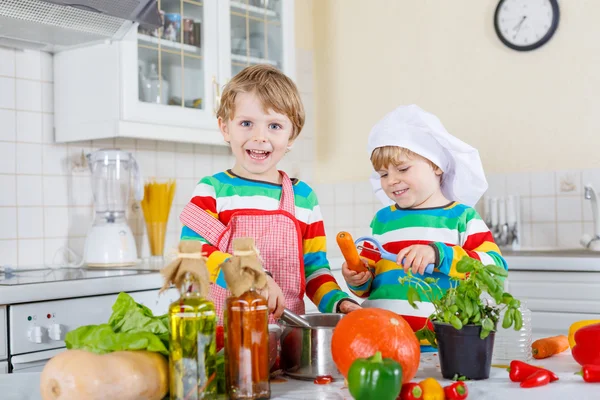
[180,170,351,313]
[349,202,507,300]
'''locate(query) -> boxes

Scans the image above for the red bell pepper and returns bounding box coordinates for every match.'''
[507,360,559,382]
[577,365,600,383]
[398,382,423,400]
[520,370,551,388]
[443,381,468,399]
[572,322,600,366]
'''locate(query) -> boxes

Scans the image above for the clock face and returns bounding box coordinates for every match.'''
[494,0,560,51]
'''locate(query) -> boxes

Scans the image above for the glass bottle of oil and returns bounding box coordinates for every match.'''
[225,287,270,400]
[169,273,217,400]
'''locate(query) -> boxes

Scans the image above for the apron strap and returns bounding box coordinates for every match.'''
[180,201,228,251]
[278,171,296,215]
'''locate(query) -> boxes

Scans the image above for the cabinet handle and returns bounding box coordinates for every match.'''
[213,76,221,116]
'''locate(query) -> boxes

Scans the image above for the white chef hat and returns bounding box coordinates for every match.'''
[368,105,488,207]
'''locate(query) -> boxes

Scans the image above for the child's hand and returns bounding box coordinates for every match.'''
[397,245,436,275]
[341,260,371,287]
[338,299,362,314]
[261,275,286,318]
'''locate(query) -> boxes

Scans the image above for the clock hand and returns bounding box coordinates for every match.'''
[513,15,527,39]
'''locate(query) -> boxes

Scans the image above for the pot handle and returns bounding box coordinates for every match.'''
[280,309,311,328]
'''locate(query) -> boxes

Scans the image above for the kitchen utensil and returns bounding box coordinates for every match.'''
[355,236,435,275]
[84,149,143,267]
[280,308,311,328]
[279,313,344,380]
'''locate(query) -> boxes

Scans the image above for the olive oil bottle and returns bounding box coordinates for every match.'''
[169,273,217,399]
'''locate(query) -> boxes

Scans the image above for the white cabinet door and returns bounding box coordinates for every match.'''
[0,306,6,362]
[123,0,220,131]
[217,0,296,86]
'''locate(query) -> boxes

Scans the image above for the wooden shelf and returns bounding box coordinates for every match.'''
[230,53,278,66]
[230,1,277,17]
[138,34,202,57]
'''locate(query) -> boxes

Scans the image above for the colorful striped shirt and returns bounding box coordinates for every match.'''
[180,170,351,313]
[349,202,507,301]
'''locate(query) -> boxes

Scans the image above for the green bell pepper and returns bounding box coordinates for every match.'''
[347,351,403,400]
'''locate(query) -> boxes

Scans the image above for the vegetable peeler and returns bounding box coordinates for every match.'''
[354,236,435,275]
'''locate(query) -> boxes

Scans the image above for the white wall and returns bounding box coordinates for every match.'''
[312,0,600,183]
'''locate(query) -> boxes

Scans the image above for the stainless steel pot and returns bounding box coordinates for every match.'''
[279,313,344,380]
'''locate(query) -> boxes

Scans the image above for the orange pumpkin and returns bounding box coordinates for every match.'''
[331,308,420,383]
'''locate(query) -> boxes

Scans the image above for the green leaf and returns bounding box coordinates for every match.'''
[472,311,481,323]
[443,310,452,322]
[513,309,523,331]
[502,308,514,329]
[406,287,422,310]
[416,327,438,348]
[456,258,477,273]
[480,327,491,340]
[486,264,509,277]
[65,324,169,355]
[64,292,171,355]
[424,277,437,284]
[108,293,170,345]
[464,298,474,317]
[450,315,463,330]
[501,293,513,305]
[510,299,521,309]
[482,317,495,332]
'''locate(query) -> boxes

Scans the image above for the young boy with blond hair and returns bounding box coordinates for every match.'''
[180,65,359,322]
[342,105,506,324]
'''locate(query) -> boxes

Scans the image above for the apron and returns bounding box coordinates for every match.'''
[180,171,306,324]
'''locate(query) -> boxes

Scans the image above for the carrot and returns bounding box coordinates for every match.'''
[532,335,570,359]
[336,232,368,272]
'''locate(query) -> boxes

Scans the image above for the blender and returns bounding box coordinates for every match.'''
[84,149,143,267]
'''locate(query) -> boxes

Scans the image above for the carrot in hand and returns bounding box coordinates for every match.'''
[532,335,569,359]
[336,232,368,272]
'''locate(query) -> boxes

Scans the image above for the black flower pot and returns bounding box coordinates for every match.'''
[433,322,496,380]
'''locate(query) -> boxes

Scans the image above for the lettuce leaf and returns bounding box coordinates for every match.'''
[65,292,170,355]
[65,324,169,355]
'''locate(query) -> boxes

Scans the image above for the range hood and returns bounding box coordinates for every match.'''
[0,0,161,52]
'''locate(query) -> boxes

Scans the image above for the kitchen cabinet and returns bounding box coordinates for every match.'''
[507,270,600,336]
[54,0,295,145]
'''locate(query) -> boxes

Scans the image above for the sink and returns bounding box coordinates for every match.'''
[503,249,600,258]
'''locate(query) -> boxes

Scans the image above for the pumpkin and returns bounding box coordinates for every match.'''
[40,350,168,400]
[331,308,420,383]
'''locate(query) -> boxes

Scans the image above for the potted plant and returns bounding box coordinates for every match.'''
[400,257,522,380]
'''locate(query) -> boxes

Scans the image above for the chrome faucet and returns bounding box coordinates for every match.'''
[581,184,600,250]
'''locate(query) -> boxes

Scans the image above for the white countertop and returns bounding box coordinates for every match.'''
[1,350,593,400]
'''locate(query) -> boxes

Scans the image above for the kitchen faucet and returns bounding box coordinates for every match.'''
[581,184,600,251]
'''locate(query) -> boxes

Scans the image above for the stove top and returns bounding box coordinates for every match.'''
[0,268,153,286]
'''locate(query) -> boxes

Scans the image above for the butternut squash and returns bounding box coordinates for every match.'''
[40,350,168,400]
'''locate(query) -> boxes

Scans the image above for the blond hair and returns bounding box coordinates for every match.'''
[371,146,439,171]
[216,64,305,140]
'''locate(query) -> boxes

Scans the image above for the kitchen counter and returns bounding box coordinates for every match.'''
[0,263,165,305]
[1,351,594,400]
[504,250,600,272]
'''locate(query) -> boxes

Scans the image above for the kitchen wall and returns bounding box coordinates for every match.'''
[311,0,600,182]
[0,47,316,267]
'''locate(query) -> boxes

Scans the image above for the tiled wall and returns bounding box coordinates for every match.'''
[0,47,315,266]
[486,170,600,249]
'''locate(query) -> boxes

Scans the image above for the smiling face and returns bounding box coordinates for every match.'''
[219,91,294,184]
[373,147,448,209]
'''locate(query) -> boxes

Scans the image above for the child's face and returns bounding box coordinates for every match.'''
[377,153,443,209]
[219,91,294,182]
